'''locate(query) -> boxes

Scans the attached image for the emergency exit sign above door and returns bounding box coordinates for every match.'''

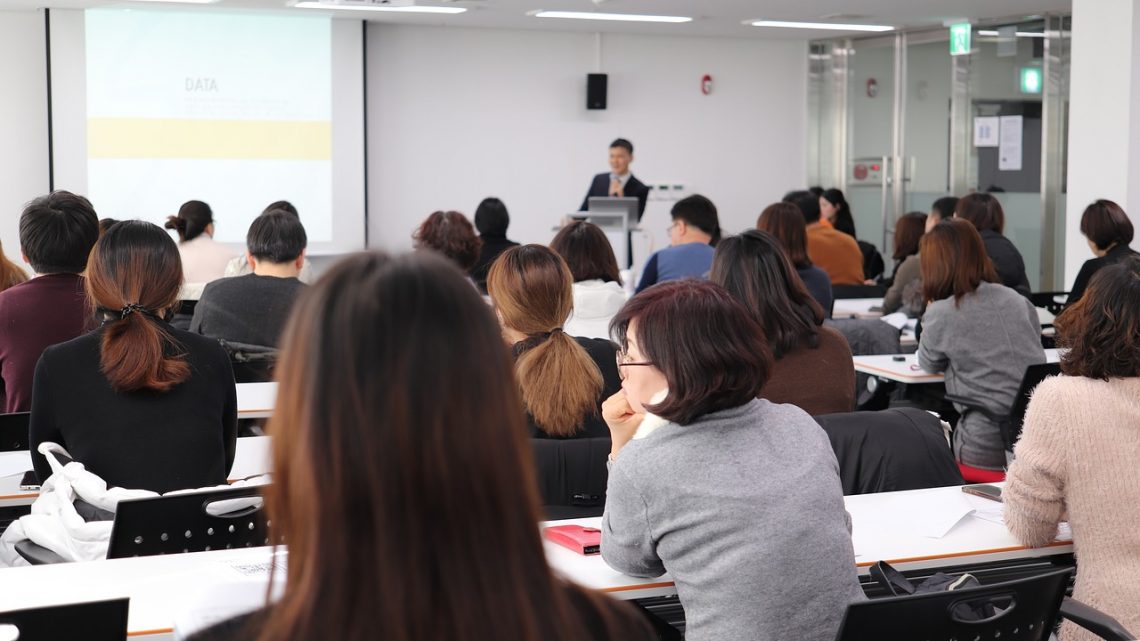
[950,23,971,55]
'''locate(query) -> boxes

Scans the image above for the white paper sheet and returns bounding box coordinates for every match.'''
[914,492,976,538]
[999,115,1023,171]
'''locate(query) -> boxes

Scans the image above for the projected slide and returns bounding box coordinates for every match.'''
[85,9,332,243]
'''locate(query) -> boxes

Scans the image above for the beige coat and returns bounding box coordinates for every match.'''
[1005,375,1140,641]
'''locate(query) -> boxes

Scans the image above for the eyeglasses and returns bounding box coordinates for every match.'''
[665,222,678,235]
[616,352,654,379]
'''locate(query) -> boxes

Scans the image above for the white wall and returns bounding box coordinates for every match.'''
[0,10,50,270]
[366,25,808,257]
[1065,0,1140,286]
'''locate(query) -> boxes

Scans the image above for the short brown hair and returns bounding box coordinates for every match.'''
[412,211,483,271]
[549,221,622,285]
[955,192,1005,234]
[1055,257,1140,379]
[86,221,189,393]
[610,280,772,425]
[1080,199,1134,252]
[893,212,927,261]
[757,202,811,269]
[920,218,998,306]
[487,245,603,436]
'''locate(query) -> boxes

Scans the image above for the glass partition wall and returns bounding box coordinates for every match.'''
[808,16,1070,289]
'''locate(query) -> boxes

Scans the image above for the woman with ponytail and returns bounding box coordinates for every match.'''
[29,220,238,493]
[487,245,621,438]
[165,200,234,283]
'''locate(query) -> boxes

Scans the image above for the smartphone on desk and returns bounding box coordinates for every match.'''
[19,470,39,491]
[962,484,1002,502]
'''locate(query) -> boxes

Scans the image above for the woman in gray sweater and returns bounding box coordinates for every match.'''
[600,280,864,641]
[916,219,1045,473]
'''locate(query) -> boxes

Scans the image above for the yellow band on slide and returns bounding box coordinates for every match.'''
[87,118,332,160]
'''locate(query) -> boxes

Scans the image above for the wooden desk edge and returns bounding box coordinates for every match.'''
[852,362,943,383]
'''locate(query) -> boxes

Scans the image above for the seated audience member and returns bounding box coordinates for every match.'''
[98,218,119,236]
[636,194,720,293]
[1005,257,1140,640]
[711,230,855,415]
[954,193,1031,297]
[601,279,863,641]
[758,202,833,316]
[917,219,1045,474]
[819,188,857,238]
[928,195,958,232]
[190,211,308,348]
[785,190,863,286]
[0,191,98,413]
[469,197,519,293]
[0,240,27,293]
[29,221,237,493]
[165,200,234,283]
[1067,199,1137,303]
[550,221,626,339]
[413,210,483,275]
[224,201,314,283]
[882,212,927,316]
[487,245,620,439]
[185,251,655,641]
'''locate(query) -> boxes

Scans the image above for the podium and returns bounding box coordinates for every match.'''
[579,197,640,268]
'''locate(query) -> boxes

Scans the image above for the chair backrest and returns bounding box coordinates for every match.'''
[0,412,29,452]
[832,283,886,300]
[218,339,279,384]
[1029,291,1068,316]
[835,567,1072,641]
[0,598,129,641]
[531,437,611,520]
[107,485,270,559]
[1006,362,1063,450]
[814,408,963,495]
[858,240,885,281]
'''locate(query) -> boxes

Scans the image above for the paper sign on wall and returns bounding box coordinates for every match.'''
[974,117,999,147]
[999,115,1023,171]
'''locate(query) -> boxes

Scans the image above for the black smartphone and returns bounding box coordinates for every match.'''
[19,470,39,491]
[962,483,1002,502]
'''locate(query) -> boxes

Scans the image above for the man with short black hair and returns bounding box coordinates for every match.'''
[579,138,652,219]
[191,210,308,347]
[0,190,100,412]
[223,201,313,281]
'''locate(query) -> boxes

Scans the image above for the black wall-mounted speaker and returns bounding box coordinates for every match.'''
[587,73,608,110]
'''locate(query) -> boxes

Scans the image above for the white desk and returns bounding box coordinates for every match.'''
[853,349,1061,385]
[832,298,884,319]
[543,484,1073,600]
[0,436,272,508]
[236,382,277,420]
[0,484,1073,638]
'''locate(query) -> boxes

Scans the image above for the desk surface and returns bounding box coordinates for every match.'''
[0,484,1072,638]
[543,484,1072,600]
[853,349,1061,384]
[832,298,884,319]
[235,382,276,419]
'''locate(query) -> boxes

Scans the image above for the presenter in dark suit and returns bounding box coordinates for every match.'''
[579,138,651,220]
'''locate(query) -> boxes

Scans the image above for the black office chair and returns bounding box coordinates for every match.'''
[1030,291,1069,316]
[944,362,1061,453]
[832,284,886,300]
[0,598,129,641]
[858,240,885,282]
[531,437,610,520]
[108,484,270,558]
[835,567,1133,641]
[218,339,278,384]
[0,412,29,452]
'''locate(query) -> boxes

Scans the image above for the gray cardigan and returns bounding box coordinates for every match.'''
[601,399,864,641]
[917,282,1045,469]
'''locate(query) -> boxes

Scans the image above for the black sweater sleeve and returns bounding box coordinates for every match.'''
[29,347,62,483]
[217,346,239,476]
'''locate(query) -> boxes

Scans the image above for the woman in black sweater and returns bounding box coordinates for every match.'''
[29,221,237,493]
[1067,199,1138,303]
[487,245,621,439]
[955,193,1032,297]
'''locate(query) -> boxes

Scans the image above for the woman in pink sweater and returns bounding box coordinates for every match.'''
[1005,256,1140,641]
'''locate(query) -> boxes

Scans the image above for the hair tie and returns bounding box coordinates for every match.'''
[549,327,564,335]
[119,303,158,321]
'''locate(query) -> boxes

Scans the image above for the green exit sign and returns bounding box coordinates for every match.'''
[950,23,971,56]
[1021,67,1043,94]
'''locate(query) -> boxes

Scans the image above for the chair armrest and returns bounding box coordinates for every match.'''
[14,540,67,565]
[1060,597,1136,641]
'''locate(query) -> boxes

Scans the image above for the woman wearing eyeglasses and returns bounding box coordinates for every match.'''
[487,244,621,438]
[600,279,864,641]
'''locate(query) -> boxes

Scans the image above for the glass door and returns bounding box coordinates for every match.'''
[845,36,897,256]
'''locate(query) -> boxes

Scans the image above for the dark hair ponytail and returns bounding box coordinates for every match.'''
[164,200,213,242]
[87,221,189,393]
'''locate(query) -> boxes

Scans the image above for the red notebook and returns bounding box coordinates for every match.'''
[544,525,602,555]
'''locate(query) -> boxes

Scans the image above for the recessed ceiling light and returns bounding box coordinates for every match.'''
[293,2,466,13]
[748,20,893,32]
[977,30,1045,38]
[530,10,692,24]
[126,0,221,4]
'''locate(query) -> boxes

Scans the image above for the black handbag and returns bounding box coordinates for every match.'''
[869,561,997,621]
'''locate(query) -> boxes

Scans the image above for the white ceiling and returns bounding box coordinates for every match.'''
[0,0,1072,39]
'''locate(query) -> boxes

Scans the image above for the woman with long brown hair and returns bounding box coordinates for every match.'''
[916,219,1044,479]
[0,239,27,293]
[487,245,621,438]
[186,251,654,641]
[28,220,237,493]
[881,211,927,316]
[757,202,833,316]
